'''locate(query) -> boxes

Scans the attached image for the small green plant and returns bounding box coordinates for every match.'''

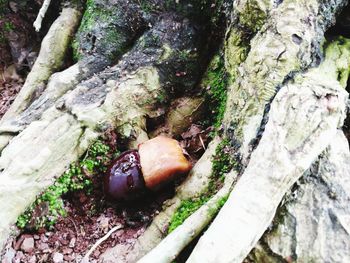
[138,0,156,13]
[0,21,15,44]
[16,139,112,230]
[3,21,14,31]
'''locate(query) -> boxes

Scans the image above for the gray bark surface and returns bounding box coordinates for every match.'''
[250,131,350,263]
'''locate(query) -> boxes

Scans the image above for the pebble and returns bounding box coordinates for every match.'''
[37,242,49,251]
[52,252,64,263]
[69,237,76,248]
[62,247,73,254]
[28,255,36,263]
[20,237,34,253]
[1,247,16,263]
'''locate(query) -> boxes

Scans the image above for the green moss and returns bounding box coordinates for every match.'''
[71,39,81,62]
[208,194,229,217]
[16,139,115,230]
[167,188,229,233]
[211,138,237,181]
[224,27,249,78]
[168,138,237,233]
[139,0,159,13]
[72,0,117,61]
[202,54,228,129]
[168,196,210,233]
[0,21,15,44]
[238,1,267,33]
[320,36,350,88]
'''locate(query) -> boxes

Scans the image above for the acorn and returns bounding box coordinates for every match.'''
[104,136,192,201]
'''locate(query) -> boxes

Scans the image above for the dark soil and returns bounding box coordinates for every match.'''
[2,179,174,263]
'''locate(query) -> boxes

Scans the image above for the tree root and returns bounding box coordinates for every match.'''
[249,130,350,262]
[223,0,347,163]
[104,0,348,261]
[33,0,52,32]
[138,170,236,263]
[0,0,147,152]
[0,12,208,249]
[0,6,82,126]
[185,41,349,262]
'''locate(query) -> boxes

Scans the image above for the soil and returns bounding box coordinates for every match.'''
[1,175,175,263]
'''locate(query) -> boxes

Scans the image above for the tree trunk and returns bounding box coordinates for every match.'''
[1,0,350,262]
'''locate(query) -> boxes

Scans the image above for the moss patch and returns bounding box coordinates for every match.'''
[167,193,229,234]
[201,54,228,129]
[16,139,117,230]
[238,1,267,33]
[211,138,237,181]
[168,196,210,233]
[72,0,144,63]
[321,36,350,88]
[168,137,237,233]
[72,0,114,61]
[208,194,229,217]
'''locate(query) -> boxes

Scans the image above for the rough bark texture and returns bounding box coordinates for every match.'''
[223,0,347,163]
[0,6,82,137]
[0,7,209,248]
[186,36,350,262]
[249,131,350,263]
[248,39,350,263]
[0,0,146,151]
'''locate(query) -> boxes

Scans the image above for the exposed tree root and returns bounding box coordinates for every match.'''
[1,0,350,261]
[0,6,82,127]
[186,40,349,262]
[33,0,52,32]
[137,170,236,263]
[223,0,347,163]
[0,12,209,248]
[0,0,146,152]
[103,0,348,261]
[249,130,350,262]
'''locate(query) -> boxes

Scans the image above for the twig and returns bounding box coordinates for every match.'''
[199,135,206,150]
[81,224,123,263]
[68,217,79,236]
[33,0,52,32]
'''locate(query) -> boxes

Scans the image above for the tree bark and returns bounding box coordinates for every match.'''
[0,2,211,248]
